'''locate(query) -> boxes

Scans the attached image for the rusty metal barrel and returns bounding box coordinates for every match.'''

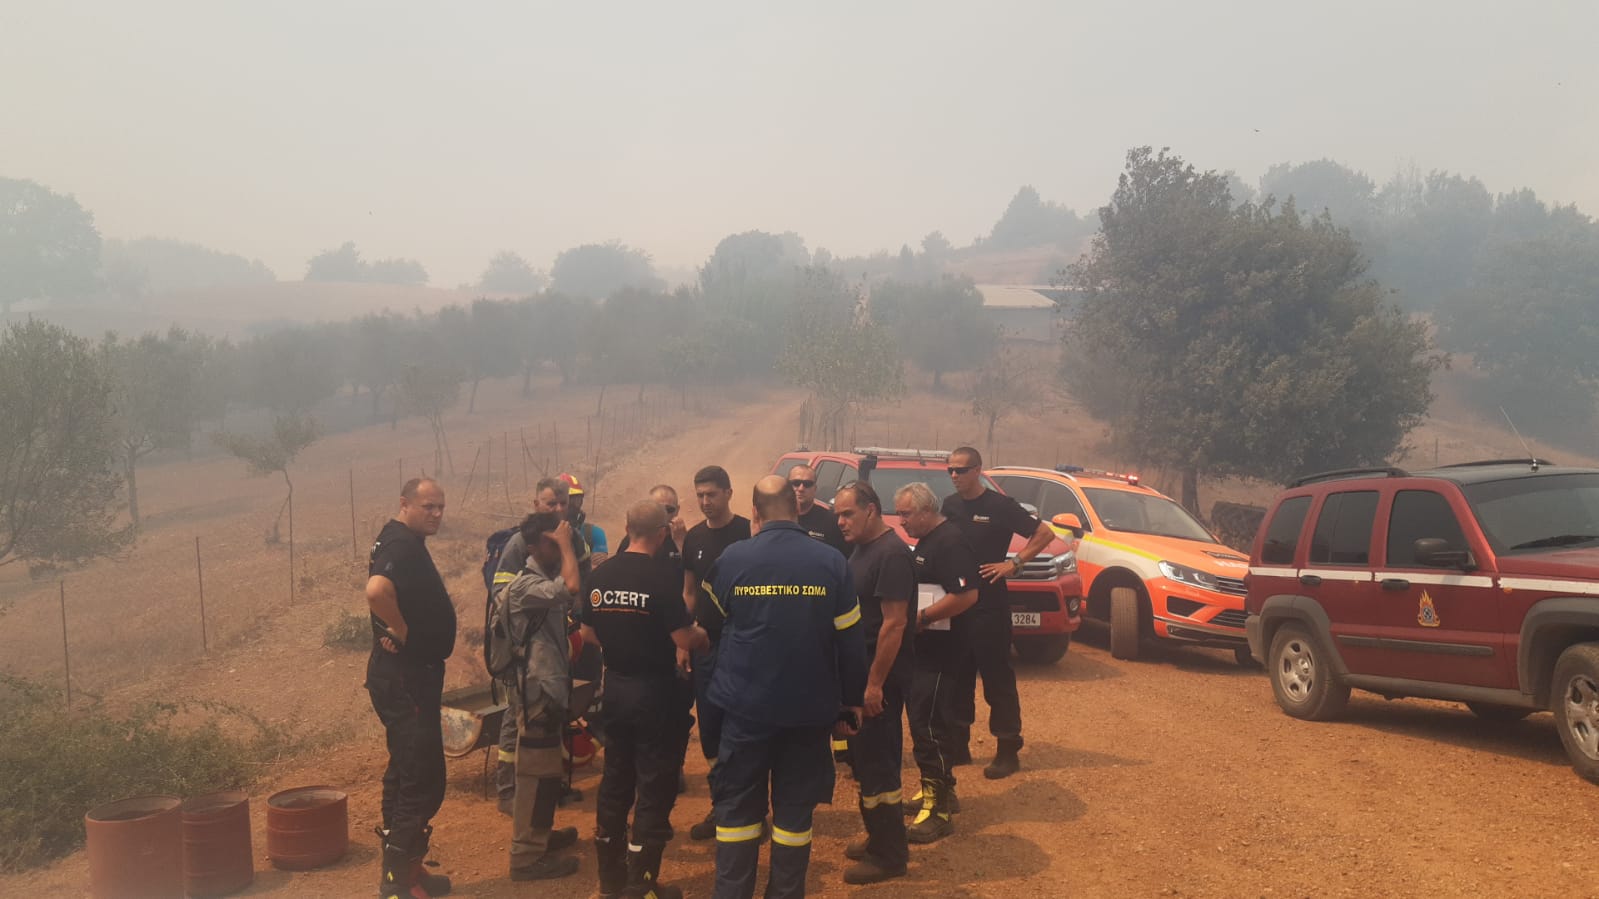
[180,791,253,897]
[265,786,347,870]
[84,795,184,899]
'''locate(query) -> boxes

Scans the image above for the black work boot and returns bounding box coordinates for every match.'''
[983,737,1023,780]
[903,782,959,816]
[625,841,682,899]
[596,833,629,898]
[688,809,716,841]
[410,826,452,896]
[906,778,954,844]
[380,842,431,899]
[510,854,579,881]
[843,856,907,885]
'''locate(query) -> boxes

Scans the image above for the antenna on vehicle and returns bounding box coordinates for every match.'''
[1499,407,1539,472]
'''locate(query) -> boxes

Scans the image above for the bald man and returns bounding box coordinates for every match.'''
[366,478,456,899]
[704,476,868,899]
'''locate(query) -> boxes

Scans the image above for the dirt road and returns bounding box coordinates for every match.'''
[13,631,1599,897]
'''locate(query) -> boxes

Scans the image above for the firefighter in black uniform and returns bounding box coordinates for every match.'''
[833,481,914,884]
[366,478,457,899]
[615,484,688,567]
[942,446,1055,779]
[680,466,752,841]
[580,500,710,899]
[788,464,847,556]
[894,481,979,845]
[705,476,867,899]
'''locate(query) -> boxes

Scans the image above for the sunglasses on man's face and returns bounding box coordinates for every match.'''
[790,479,816,489]
[947,465,975,476]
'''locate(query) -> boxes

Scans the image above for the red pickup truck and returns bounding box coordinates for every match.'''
[771,447,1084,664]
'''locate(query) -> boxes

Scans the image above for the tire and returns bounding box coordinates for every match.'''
[1267,624,1349,721]
[1014,633,1070,665]
[1108,586,1141,661]
[1465,702,1533,723]
[1550,643,1599,785]
[1235,646,1262,669]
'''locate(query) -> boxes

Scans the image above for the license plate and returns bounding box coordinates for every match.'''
[1011,612,1041,628]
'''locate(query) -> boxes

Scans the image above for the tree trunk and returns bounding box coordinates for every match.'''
[521,363,534,398]
[986,413,998,451]
[468,376,481,414]
[369,384,384,422]
[933,369,944,391]
[1181,467,1200,515]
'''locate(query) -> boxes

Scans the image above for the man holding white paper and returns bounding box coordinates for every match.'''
[892,482,979,845]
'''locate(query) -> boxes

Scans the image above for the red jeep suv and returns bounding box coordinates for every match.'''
[1245,459,1599,783]
[771,448,1084,664]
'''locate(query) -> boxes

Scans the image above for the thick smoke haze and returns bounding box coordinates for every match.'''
[2,0,1595,284]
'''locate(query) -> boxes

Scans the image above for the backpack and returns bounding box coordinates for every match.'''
[486,569,569,725]
[482,527,519,595]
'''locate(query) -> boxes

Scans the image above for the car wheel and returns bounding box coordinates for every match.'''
[1014,633,1070,665]
[1551,643,1599,785]
[1267,624,1349,721]
[1234,646,1262,669]
[1465,702,1533,723]
[1108,587,1140,661]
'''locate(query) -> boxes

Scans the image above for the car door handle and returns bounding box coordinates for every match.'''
[1298,574,1322,587]
[1381,578,1411,592]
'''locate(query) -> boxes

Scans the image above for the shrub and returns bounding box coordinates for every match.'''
[0,675,294,872]
[324,610,371,650]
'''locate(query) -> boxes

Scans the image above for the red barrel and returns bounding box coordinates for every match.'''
[180,791,253,898]
[265,786,347,870]
[85,795,184,899]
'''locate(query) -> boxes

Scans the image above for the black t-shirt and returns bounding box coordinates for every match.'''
[941,488,1043,604]
[848,528,917,667]
[581,551,691,680]
[615,533,683,570]
[369,519,457,663]
[910,519,980,673]
[797,504,848,557]
[682,515,752,634]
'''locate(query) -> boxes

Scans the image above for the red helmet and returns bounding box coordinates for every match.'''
[558,472,584,496]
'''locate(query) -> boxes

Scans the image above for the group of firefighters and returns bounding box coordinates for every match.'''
[364,445,1056,899]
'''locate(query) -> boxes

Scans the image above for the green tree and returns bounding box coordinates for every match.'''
[368,257,429,285]
[438,299,521,413]
[0,321,126,572]
[969,349,1026,451]
[870,276,996,389]
[549,241,664,299]
[237,327,340,416]
[397,362,462,475]
[1441,221,1599,446]
[347,312,409,423]
[100,237,274,296]
[1259,159,1377,223]
[304,241,367,282]
[0,178,102,313]
[779,272,903,449]
[986,185,1091,250]
[479,251,547,294]
[1066,147,1442,511]
[522,292,591,389]
[103,328,212,525]
[214,414,319,544]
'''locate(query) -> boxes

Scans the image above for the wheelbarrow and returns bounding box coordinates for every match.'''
[440,680,598,797]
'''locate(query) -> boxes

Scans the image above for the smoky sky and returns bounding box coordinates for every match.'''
[2,0,1595,286]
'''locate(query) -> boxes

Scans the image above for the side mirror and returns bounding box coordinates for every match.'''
[1052,512,1085,537]
[1413,537,1474,570]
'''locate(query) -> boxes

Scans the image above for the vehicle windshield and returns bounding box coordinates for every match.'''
[1082,487,1217,542]
[868,468,997,515]
[1462,473,1599,555]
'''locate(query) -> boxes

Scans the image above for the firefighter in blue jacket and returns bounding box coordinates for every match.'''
[705,475,868,899]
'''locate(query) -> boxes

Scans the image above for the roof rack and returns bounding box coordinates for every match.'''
[1288,467,1410,488]
[1437,458,1554,470]
[851,447,950,462]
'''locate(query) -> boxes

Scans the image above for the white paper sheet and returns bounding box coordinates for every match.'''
[917,583,951,631]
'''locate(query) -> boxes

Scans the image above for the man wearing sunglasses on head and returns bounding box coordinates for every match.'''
[616,484,688,569]
[788,464,848,557]
[941,446,1056,780]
